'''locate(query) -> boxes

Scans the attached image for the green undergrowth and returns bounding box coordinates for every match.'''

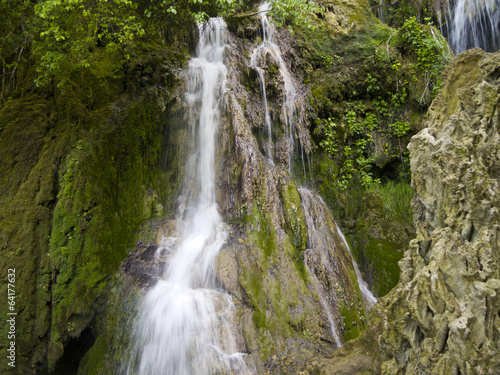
[297,13,449,190]
[315,156,415,297]
[366,181,414,228]
[292,7,429,300]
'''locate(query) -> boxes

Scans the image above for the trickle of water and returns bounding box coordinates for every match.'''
[336,225,377,311]
[299,187,376,327]
[448,0,500,53]
[377,0,386,23]
[298,188,344,348]
[126,18,248,375]
[249,2,308,173]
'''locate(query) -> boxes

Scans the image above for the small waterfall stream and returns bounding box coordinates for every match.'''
[249,2,308,172]
[126,19,247,375]
[298,188,344,347]
[249,3,275,164]
[448,0,500,54]
[336,225,377,310]
[299,187,377,339]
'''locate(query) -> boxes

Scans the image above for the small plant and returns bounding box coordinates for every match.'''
[396,16,450,104]
[363,112,378,130]
[391,59,401,71]
[365,73,380,93]
[390,120,410,137]
[346,109,363,134]
[319,118,338,156]
[320,53,334,68]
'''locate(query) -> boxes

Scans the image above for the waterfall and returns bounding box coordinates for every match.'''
[249,2,308,174]
[299,187,343,348]
[377,0,386,23]
[126,18,248,375]
[299,188,377,326]
[335,225,377,310]
[448,0,500,53]
[249,3,275,164]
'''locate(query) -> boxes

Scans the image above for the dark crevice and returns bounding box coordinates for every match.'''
[52,327,96,375]
[427,305,434,318]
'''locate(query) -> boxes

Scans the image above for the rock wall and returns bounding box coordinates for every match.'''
[379,48,500,374]
[0,45,189,373]
[214,20,367,371]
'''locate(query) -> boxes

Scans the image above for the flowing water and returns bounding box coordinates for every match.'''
[126,18,247,375]
[249,2,308,173]
[298,188,345,348]
[249,3,274,164]
[336,225,377,310]
[376,0,386,23]
[447,0,500,53]
[299,187,377,330]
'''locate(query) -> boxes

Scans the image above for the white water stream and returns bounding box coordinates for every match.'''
[299,187,377,333]
[299,188,343,348]
[126,19,247,375]
[448,0,500,54]
[336,225,377,310]
[249,2,306,171]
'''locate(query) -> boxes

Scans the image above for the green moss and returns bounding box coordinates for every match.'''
[0,35,189,370]
[237,197,316,361]
[339,303,365,342]
[45,94,170,364]
[280,182,308,256]
[245,204,277,258]
[362,237,404,296]
[78,279,142,374]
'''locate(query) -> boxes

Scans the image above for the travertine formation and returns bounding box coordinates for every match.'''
[379,48,500,374]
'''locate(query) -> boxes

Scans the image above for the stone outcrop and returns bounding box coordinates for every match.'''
[378,48,500,374]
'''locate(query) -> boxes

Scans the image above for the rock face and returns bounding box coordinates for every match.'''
[379,49,500,374]
[214,21,367,370]
[80,18,368,374]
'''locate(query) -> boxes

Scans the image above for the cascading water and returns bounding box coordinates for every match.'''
[298,188,343,348]
[299,188,377,324]
[448,0,500,53]
[377,0,386,23]
[126,19,248,375]
[249,2,309,173]
[249,3,275,164]
[336,225,377,310]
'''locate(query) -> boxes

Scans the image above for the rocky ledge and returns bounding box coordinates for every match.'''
[313,48,500,375]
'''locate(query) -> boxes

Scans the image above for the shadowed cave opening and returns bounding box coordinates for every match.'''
[52,327,96,375]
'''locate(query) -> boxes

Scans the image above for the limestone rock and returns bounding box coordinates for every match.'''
[379,49,500,374]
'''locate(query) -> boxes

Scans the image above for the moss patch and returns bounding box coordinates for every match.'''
[0,38,188,371]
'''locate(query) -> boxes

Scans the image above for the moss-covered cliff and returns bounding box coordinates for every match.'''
[0,27,193,373]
